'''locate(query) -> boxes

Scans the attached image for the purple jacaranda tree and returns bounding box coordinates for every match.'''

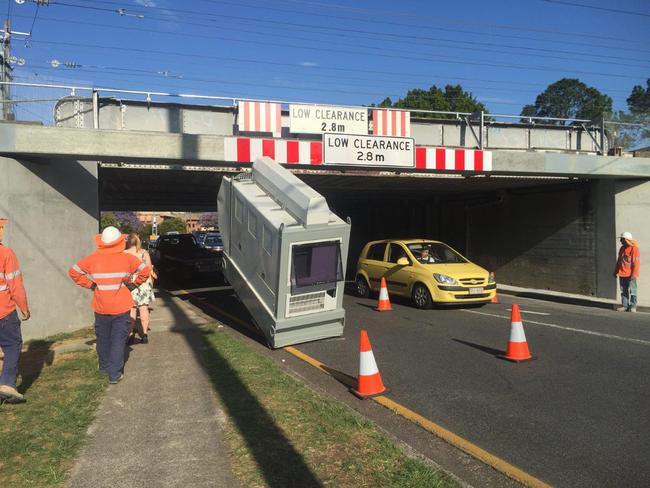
[113,211,143,233]
[198,212,219,230]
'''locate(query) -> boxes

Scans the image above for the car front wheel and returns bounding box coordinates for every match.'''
[356,275,370,298]
[412,283,433,309]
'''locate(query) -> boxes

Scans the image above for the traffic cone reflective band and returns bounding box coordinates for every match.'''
[490,272,500,304]
[352,330,388,398]
[376,277,392,311]
[499,304,534,362]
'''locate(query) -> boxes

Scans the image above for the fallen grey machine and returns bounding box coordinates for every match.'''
[218,157,351,348]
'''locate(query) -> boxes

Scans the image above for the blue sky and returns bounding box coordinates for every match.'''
[4,0,650,121]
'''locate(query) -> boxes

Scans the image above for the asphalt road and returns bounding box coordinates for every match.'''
[161,273,650,488]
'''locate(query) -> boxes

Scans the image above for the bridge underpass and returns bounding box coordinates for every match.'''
[99,164,613,299]
[1,112,650,339]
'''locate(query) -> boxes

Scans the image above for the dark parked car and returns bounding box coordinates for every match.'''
[151,233,221,278]
[200,233,224,253]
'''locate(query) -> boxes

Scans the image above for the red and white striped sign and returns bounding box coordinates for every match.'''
[225,137,322,165]
[238,101,282,137]
[415,147,492,171]
[372,109,411,137]
[224,137,492,171]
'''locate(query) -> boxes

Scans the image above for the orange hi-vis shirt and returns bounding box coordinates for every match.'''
[615,243,640,279]
[0,244,29,320]
[69,248,150,315]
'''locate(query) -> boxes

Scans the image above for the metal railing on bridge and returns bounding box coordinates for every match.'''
[0,80,640,155]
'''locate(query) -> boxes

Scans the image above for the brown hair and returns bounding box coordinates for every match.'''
[126,233,141,251]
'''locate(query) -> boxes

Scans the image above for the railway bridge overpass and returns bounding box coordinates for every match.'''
[1,96,649,339]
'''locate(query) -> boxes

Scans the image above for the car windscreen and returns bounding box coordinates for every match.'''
[291,241,343,293]
[407,242,467,264]
[204,235,222,245]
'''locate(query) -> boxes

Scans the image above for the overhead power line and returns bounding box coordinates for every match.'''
[9,13,646,81]
[19,39,637,97]
[542,0,650,18]
[43,1,650,58]
[199,0,648,46]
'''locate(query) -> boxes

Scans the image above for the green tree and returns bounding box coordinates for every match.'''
[100,212,119,231]
[519,78,612,124]
[627,79,650,115]
[138,223,154,246]
[159,217,186,235]
[378,84,487,118]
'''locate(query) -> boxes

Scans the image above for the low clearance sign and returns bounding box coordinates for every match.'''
[289,104,368,135]
[323,134,414,167]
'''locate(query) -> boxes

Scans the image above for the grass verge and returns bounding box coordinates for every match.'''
[198,324,457,488]
[0,335,105,487]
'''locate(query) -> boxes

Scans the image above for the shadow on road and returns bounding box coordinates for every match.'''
[452,338,503,357]
[161,291,322,488]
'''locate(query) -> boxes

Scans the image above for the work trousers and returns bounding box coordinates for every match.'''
[0,310,22,387]
[619,277,638,311]
[94,312,130,381]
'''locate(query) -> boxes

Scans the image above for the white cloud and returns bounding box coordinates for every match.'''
[300,62,318,67]
[134,0,157,6]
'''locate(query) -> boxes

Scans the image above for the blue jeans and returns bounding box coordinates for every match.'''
[0,310,22,387]
[94,312,131,381]
[619,277,638,311]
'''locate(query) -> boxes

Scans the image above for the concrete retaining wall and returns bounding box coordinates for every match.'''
[0,157,99,340]
[615,180,650,307]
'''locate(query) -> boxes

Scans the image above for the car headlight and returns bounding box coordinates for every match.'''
[433,273,458,285]
[488,273,496,284]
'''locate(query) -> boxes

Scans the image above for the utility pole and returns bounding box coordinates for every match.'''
[1,18,13,120]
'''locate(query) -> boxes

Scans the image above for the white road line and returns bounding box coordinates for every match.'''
[462,310,650,346]
[506,308,550,316]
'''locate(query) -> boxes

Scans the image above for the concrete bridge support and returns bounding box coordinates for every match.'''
[0,157,99,340]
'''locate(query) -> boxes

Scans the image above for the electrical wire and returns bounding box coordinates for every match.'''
[9,13,646,81]
[50,0,650,59]
[542,0,650,18]
[29,4,40,36]
[18,39,637,96]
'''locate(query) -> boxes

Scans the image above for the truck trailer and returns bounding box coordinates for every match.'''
[217,157,351,348]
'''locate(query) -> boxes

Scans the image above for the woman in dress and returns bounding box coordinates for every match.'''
[124,233,155,344]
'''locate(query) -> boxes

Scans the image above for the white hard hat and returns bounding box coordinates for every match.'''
[101,226,123,245]
[620,231,633,240]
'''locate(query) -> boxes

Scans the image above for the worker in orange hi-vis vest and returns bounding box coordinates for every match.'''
[69,226,150,384]
[614,231,640,313]
[0,217,31,404]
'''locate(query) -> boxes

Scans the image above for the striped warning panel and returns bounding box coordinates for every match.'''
[415,147,492,171]
[372,109,411,137]
[237,101,282,137]
[224,137,492,172]
[224,137,322,165]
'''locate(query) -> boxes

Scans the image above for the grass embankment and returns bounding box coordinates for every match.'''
[0,331,105,487]
[199,325,457,488]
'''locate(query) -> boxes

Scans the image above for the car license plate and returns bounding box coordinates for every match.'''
[469,287,483,295]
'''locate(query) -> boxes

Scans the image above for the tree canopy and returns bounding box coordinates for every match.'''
[159,217,186,235]
[378,84,487,118]
[627,79,650,115]
[520,78,612,124]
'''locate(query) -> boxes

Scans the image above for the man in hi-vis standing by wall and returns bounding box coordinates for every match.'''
[0,217,31,404]
[69,226,150,384]
[614,231,640,313]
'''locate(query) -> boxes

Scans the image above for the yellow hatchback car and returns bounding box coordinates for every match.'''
[355,239,496,309]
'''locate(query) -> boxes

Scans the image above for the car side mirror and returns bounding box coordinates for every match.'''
[397,257,410,266]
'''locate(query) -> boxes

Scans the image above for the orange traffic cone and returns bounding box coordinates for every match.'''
[351,330,388,398]
[376,277,392,311]
[499,304,534,362]
[490,272,500,304]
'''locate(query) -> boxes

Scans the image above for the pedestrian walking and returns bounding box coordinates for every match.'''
[0,217,31,404]
[69,226,150,384]
[124,233,156,344]
[614,231,640,313]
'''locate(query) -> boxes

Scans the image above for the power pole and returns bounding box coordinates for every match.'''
[1,18,13,120]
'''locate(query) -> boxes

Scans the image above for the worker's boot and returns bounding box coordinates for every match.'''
[0,384,25,404]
